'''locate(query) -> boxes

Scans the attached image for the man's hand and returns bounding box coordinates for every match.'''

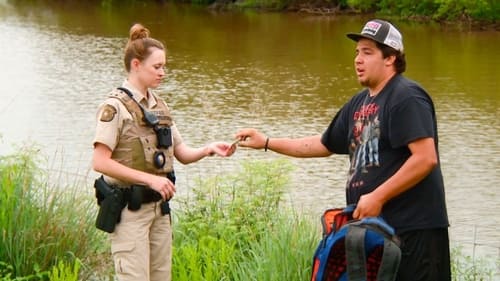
[235,128,267,149]
[353,192,383,219]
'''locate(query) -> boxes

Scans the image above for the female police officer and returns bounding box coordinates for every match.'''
[92,23,235,281]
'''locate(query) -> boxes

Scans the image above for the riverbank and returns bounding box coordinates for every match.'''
[5,0,499,31]
[206,1,499,31]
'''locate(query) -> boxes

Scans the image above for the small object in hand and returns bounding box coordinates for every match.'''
[230,139,240,149]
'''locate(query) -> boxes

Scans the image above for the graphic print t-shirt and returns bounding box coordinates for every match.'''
[321,75,448,233]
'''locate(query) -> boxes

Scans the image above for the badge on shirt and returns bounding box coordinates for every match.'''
[100,104,117,122]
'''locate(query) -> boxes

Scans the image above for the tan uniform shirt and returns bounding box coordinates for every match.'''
[93,80,183,185]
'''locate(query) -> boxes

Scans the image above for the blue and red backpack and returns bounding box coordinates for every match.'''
[311,205,401,281]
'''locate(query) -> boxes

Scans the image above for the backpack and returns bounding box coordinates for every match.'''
[311,205,401,281]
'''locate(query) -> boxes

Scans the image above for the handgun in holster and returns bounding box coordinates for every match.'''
[94,176,126,233]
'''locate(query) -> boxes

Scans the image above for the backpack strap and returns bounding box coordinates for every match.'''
[345,217,401,281]
[346,225,367,281]
[377,237,401,281]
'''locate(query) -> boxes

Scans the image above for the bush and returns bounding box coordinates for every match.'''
[346,0,498,21]
[172,159,319,281]
[450,246,498,281]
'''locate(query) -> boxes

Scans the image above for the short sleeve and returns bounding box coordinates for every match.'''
[171,123,183,147]
[93,99,124,151]
[388,90,435,148]
[321,103,351,154]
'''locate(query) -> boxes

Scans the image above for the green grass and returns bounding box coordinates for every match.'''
[0,148,497,280]
[0,147,110,281]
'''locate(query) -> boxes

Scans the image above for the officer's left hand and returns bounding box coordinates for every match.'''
[353,192,383,219]
[207,142,236,157]
[149,174,176,201]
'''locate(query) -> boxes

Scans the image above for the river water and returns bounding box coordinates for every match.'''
[0,1,498,263]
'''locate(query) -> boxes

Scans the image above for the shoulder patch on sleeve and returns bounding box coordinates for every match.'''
[100,104,117,122]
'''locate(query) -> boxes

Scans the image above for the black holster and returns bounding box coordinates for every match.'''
[94,176,126,233]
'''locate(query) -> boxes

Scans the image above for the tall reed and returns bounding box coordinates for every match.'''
[0,148,109,280]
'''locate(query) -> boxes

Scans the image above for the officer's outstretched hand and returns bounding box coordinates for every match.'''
[234,128,267,150]
[206,141,237,157]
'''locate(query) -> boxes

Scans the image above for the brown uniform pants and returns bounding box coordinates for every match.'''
[110,201,172,281]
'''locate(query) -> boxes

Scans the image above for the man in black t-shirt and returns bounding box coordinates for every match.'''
[235,19,451,281]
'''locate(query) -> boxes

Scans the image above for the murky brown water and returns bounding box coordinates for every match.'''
[0,1,498,261]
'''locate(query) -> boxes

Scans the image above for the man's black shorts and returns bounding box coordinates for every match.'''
[396,228,451,281]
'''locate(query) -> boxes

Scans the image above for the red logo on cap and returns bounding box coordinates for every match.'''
[362,21,382,35]
[366,21,381,30]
